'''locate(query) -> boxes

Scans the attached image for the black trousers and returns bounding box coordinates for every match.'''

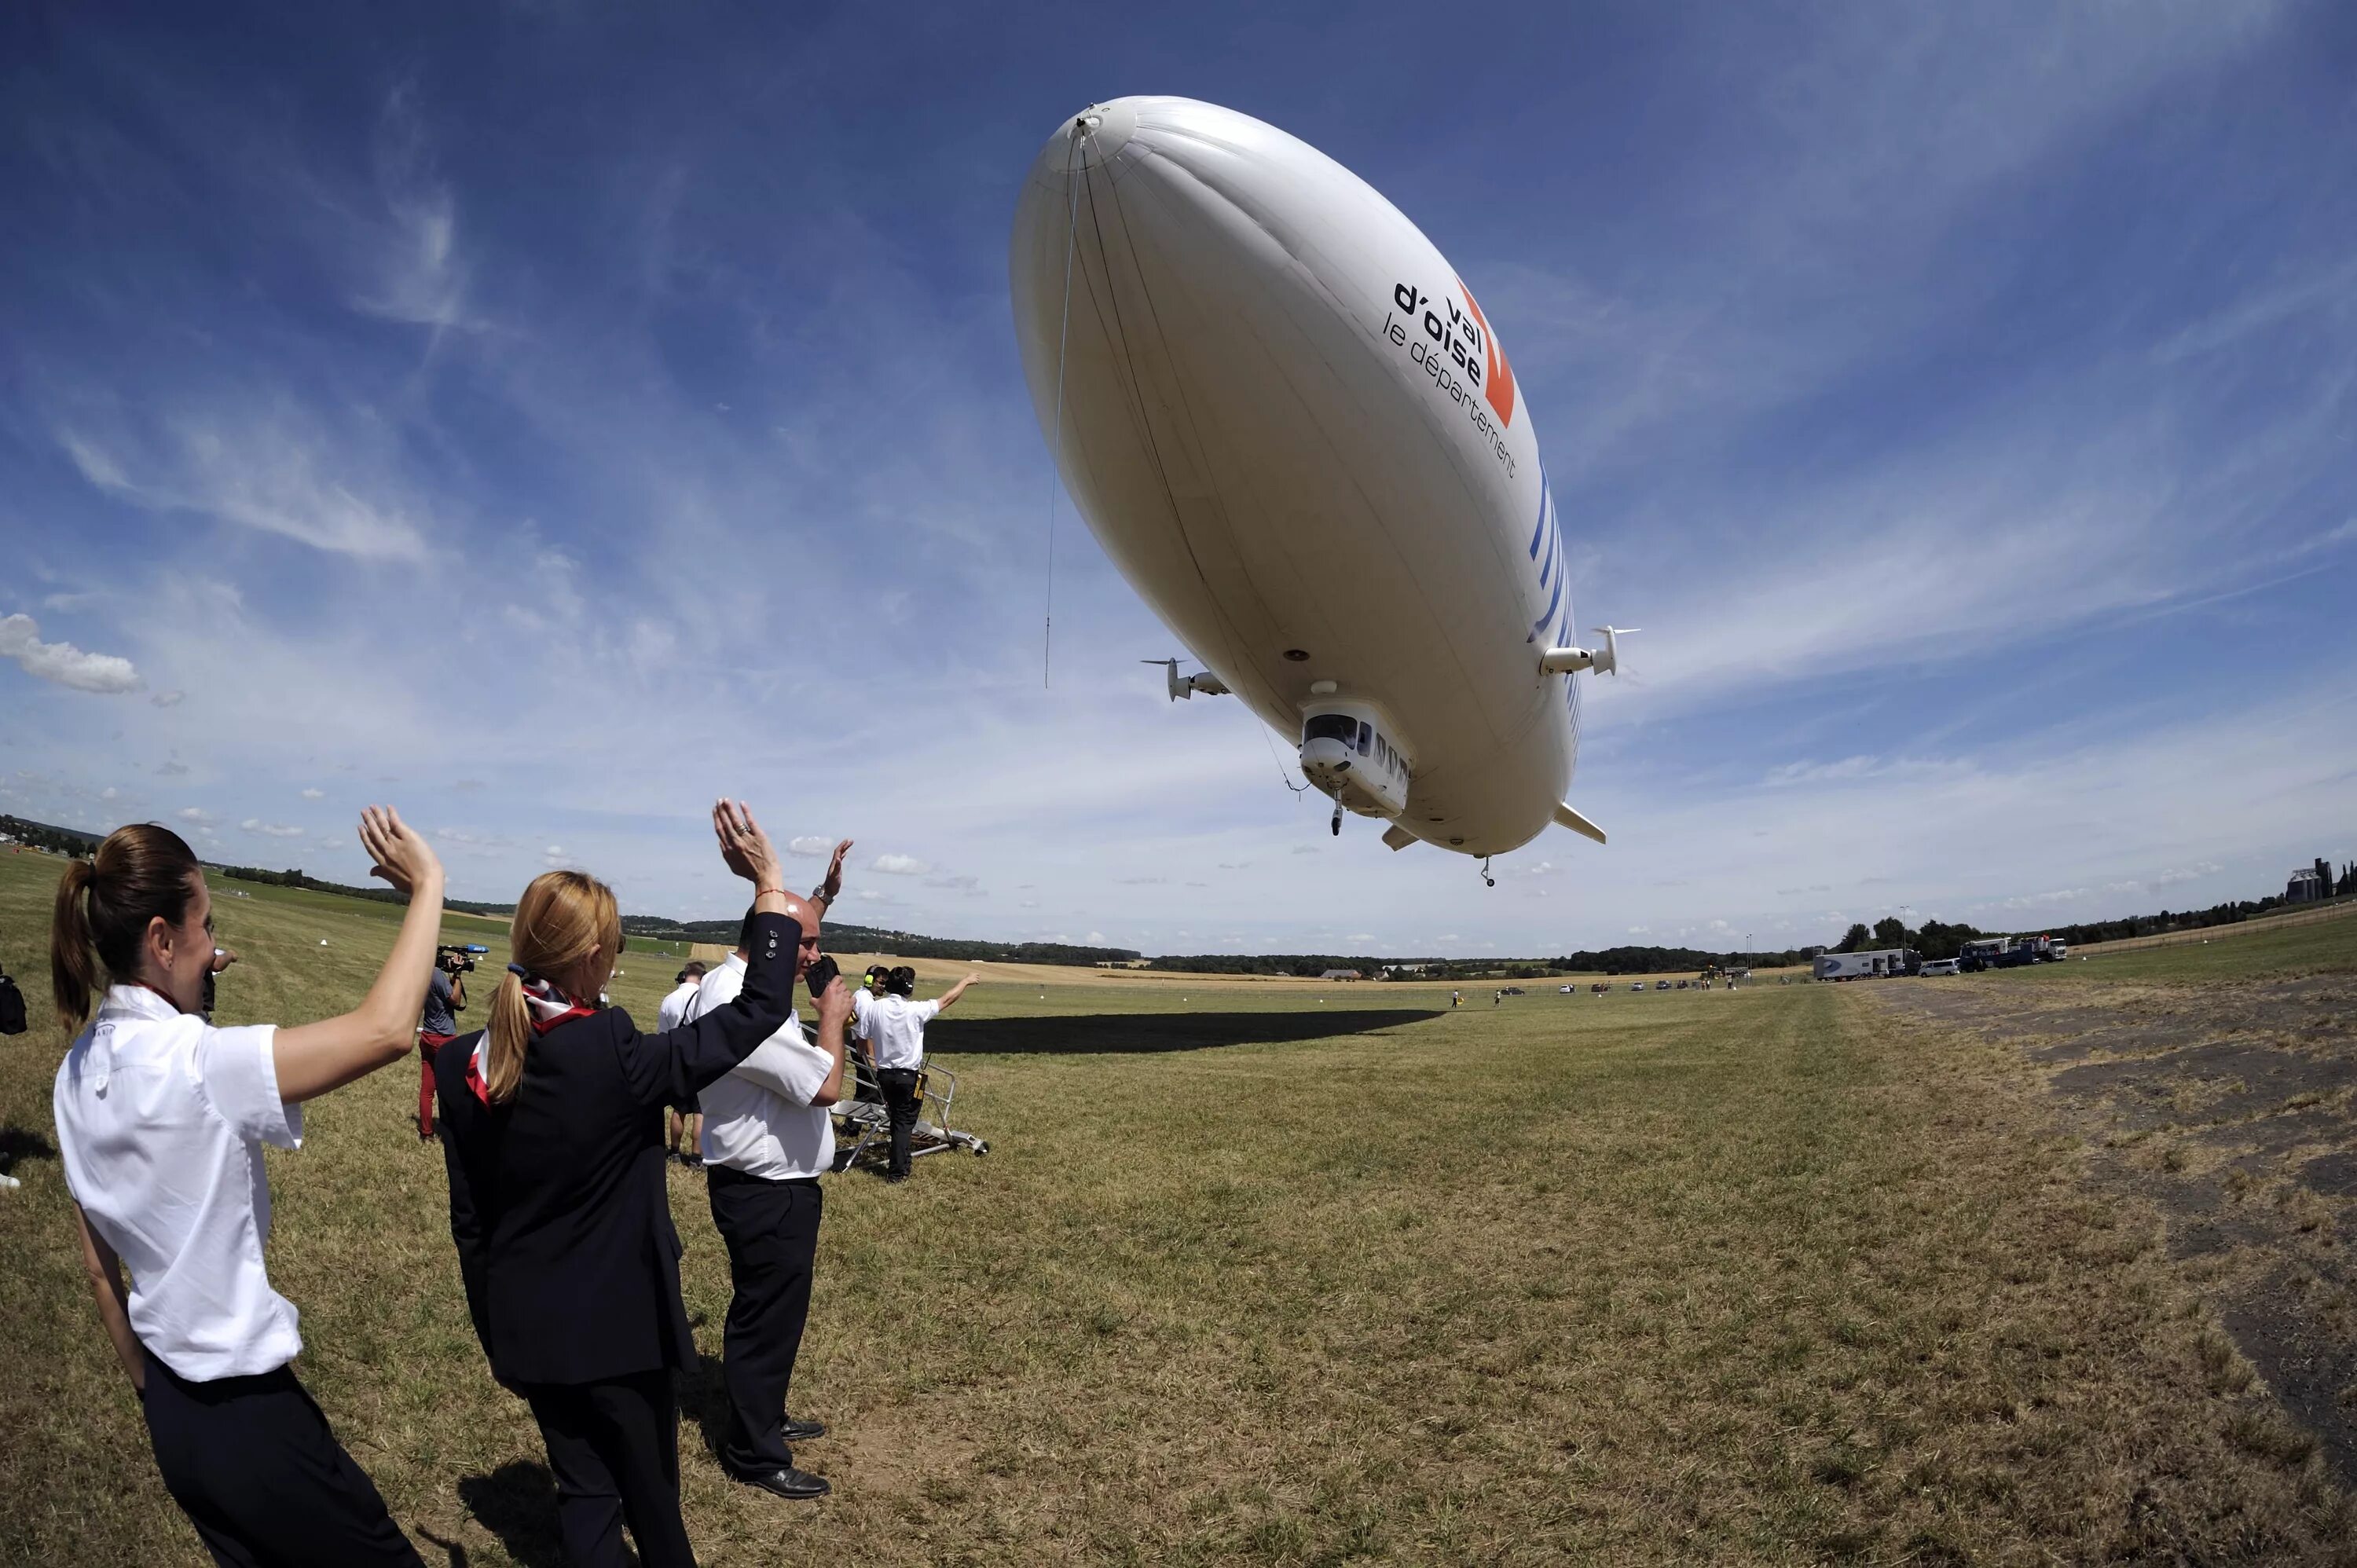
[877,1068,922,1177]
[706,1165,823,1476]
[139,1350,422,1568]
[521,1370,695,1568]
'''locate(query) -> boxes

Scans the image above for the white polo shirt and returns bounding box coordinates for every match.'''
[53,985,305,1380]
[689,954,834,1180]
[864,993,940,1070]
[656,978,699,1034]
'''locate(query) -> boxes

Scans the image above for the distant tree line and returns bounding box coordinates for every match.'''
[1827,868,2352,958]
[1147,945,1814,978]
[620,912,1139,967]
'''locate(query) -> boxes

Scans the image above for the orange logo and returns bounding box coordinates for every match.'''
[1457,283,1516,427]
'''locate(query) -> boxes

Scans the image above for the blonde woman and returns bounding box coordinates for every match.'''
[434,800,834,1568]
[52,808,443,1566]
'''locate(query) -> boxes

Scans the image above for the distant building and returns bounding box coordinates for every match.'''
[2287,867,2327,903]
[1318,968,1363,981]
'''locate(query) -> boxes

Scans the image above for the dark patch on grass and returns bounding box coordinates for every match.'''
[0,1125,56,1169]
[928,1008,1445,1055]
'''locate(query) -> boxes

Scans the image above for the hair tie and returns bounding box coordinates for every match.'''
[507,963,529,978]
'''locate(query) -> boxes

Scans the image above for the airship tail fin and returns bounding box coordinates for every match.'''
[1553,802,1607,844]
[1381,823,1417,852]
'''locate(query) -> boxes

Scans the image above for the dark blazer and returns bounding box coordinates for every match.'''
[436,912,799,1387]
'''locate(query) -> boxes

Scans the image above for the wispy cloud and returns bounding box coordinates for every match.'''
[240,819,304,838]
[56,416,431,562]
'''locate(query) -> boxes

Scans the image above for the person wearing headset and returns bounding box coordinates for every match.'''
[861,965,978,1182]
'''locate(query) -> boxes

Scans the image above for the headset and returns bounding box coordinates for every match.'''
[885,965,916,997]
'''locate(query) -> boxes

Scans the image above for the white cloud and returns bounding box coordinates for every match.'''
[150,690,185,708]
[0,614,141,694]
[2151,862,2224,888]
[871,853,929,876]
[240,819,303,838]
[787,836,832,856]
[178,807,212,823]
[100,786,121,800]
[299,787,324,799]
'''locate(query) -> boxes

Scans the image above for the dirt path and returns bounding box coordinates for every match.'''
[1878,973,2357,1485]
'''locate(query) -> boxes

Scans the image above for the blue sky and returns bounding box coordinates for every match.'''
[5,2,2353,956]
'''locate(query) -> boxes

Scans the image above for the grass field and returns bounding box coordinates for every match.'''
[2,846,2353,1565]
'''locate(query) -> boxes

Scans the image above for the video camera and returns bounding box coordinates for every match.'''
[438,943,488,973]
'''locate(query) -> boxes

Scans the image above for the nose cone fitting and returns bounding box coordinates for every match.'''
[1024,99,1143,192]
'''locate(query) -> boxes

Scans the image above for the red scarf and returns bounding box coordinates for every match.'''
[465,969,597,1104]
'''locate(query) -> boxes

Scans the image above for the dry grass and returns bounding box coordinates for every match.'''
[1,849,2352,1563]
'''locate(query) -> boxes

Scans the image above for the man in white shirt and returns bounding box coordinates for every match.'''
[865,965,978,1181]
[658,962,706,1033]
[687,900,851,1500]
[658,962,707,1164]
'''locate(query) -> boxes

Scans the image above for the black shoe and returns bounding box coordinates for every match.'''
[885,1171,908,1184]
[780,1416,827,1443]
[735,1465,829,1500]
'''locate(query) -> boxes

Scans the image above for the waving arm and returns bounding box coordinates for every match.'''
[271,808,446,1103]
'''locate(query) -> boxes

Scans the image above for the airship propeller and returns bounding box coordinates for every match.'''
[1141,658,1230,703]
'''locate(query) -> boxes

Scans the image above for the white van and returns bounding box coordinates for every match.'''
[1918,958,1960,976]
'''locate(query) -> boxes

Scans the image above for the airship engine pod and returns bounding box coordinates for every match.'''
[1009,97,1624,863]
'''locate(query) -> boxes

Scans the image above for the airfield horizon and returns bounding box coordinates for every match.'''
[5,854,2355,1561]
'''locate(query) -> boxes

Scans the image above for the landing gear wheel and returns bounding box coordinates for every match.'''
[1330,800,1343,837]
[1481,855,1496,888]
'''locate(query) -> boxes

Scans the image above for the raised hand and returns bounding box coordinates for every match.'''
[713,798,782,889]
[819,838,854,901]
[360,806,443,897]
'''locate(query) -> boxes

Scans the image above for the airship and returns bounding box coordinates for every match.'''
[1010,97,1628,873]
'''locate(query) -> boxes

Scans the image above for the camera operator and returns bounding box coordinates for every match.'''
[682,836,853,1501]
[415,947,467,1141]
[865,965,977,1183]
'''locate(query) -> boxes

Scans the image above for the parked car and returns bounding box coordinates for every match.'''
[1919,958,1959,976]
[1630,982,1645,992]
[1655,980,1673,991]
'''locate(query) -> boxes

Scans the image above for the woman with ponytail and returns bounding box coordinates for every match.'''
[433,799,821,1568]
[51,808,445,1567]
